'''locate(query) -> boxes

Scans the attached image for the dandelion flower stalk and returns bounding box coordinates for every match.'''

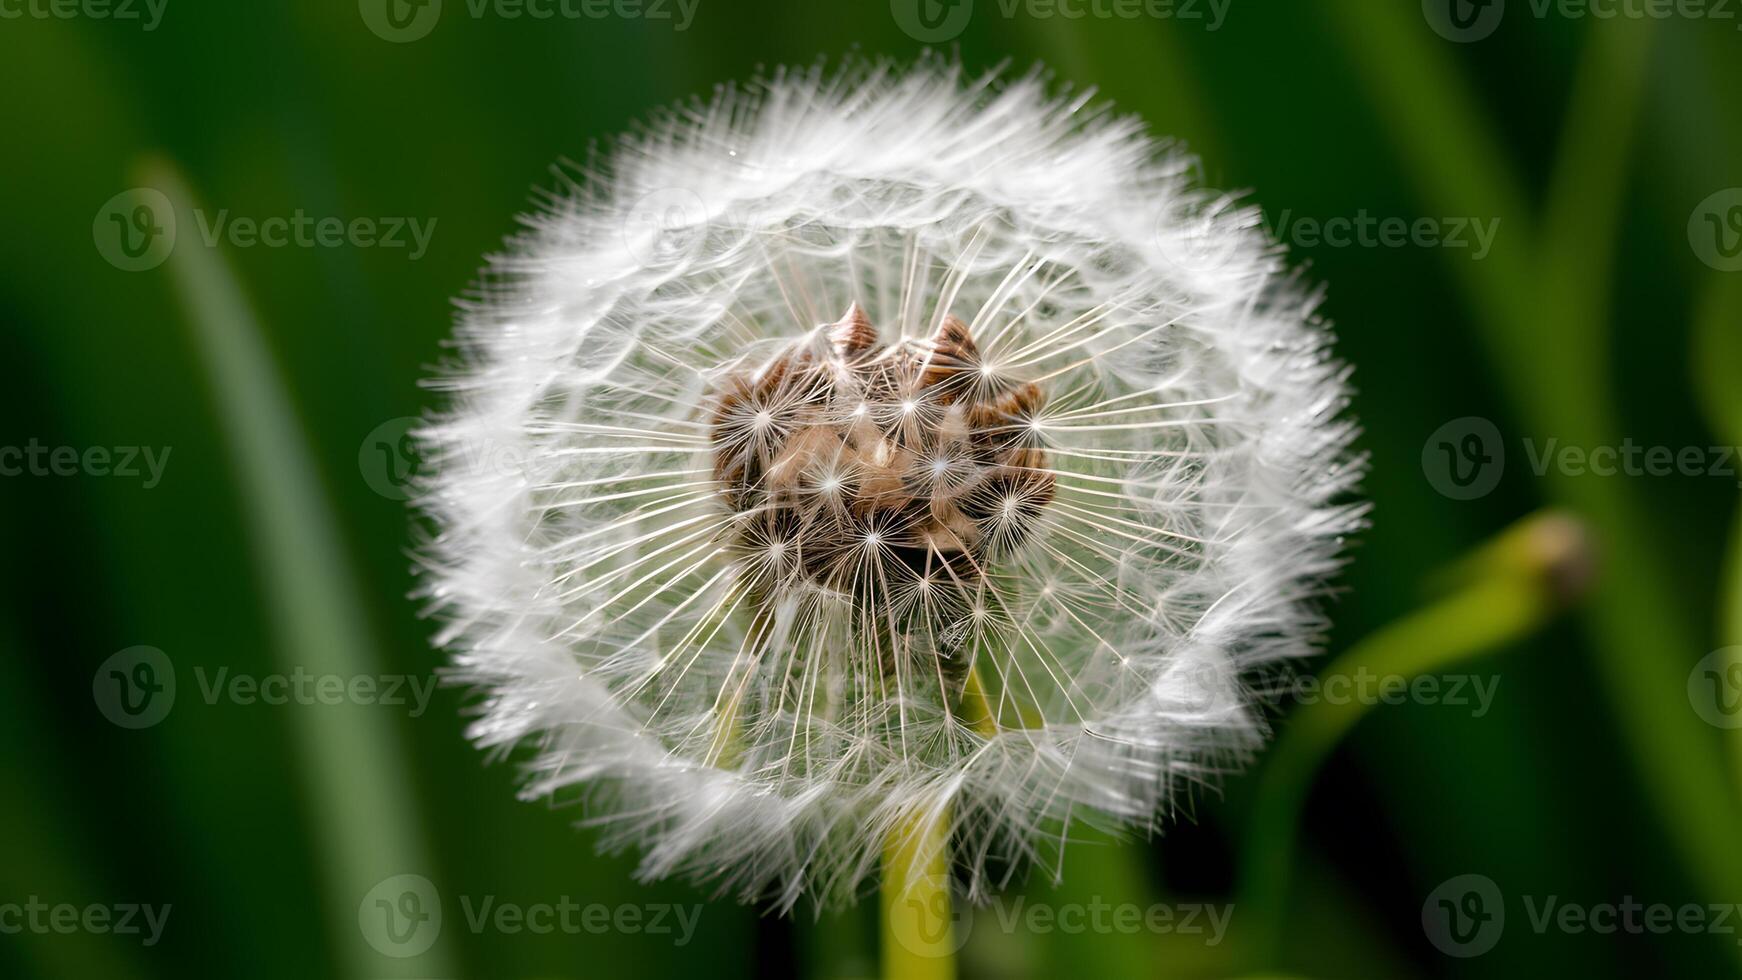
[1239,510,1594,961]
[881,805,956,980]
[415,57,1362,922]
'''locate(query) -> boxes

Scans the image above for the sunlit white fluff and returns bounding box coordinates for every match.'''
[414,56,1364,910]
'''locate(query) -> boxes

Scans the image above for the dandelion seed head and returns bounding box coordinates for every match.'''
[415,56,1365,910]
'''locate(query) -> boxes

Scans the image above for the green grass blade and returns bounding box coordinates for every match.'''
[139,156,457,980]
[1326,4,1742,911]
[1693,272,1742,806]
[1239,512,1592,962]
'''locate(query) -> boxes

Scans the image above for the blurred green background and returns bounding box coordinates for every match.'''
[4,1,1742,977]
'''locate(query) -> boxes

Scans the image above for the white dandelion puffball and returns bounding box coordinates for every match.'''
[417,58,1363,909]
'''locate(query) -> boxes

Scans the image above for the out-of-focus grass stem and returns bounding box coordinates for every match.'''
[139,156,456,979]
[1326,2,1742,908]
[1239,512,1593,962]
[1693,273,1742,794]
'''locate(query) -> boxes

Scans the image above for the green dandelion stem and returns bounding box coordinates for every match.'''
[1327,0,1742,913]
[1238,511,1593,962]
[882,802,958,980]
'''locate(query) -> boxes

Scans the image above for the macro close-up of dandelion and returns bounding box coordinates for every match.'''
[20,5,1742,979]
[415,60,1365,945]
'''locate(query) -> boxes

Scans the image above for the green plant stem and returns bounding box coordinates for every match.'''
[1694,274,1742,453]
[1516,32,1742,910]
[1326,3,1742,910]
[1726,512,1742,656]
[1240,512,1592,961]
[1693,272,1742,798]
[882,805,957,980]
[961,661,1000,738]
[141,156,455,979]
[876,666,1001,980]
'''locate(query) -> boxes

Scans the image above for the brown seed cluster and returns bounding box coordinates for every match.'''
[710,305,1055,636]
